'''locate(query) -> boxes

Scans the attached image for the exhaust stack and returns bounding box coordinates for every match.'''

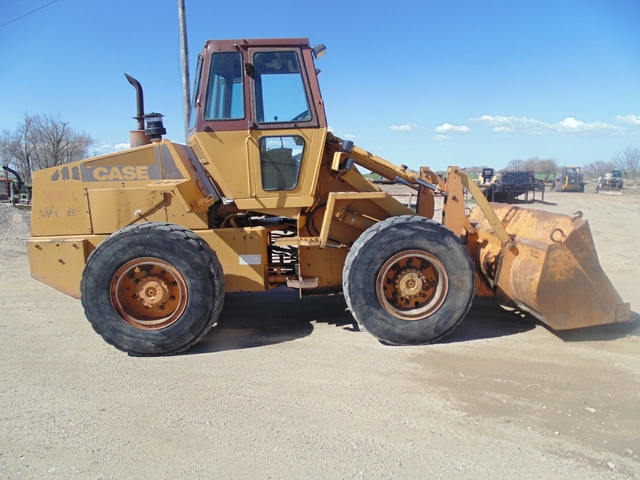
[124,73,151,147]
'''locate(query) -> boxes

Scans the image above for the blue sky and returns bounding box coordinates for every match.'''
[1,0,639,171]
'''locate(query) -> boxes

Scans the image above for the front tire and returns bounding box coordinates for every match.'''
[80,222,224,356]
[343,216,475,345]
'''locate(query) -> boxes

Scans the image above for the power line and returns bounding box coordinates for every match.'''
[0,0,60,29]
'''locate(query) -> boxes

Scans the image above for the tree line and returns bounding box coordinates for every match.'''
[465,158,560,178]
[582,147,640,179]
[467,148,639,180]
[1,114,94,182]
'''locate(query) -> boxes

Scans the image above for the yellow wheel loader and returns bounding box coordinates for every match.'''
[27,38,631,355]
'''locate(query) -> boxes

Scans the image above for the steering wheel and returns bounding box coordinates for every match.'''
[291,110,310,122]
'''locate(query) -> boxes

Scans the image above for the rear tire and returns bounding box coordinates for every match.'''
[343,216,475,345]
[80,222,224,356]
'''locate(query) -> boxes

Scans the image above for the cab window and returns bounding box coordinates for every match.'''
[204,52,245,120]
[260,136,305,191]
[188,55,203,130]
[253,51,311,124]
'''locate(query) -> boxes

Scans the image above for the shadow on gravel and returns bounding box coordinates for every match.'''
[453,299,640,344]
[186,287,356,354]
[549,311,640,342]
[485,197,557,206]
[189,289,636,354]
[440,297,539,343]
[187,291,541,354]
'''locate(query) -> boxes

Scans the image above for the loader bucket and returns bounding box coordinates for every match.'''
[596,188,623,195]
[468,204,631,330]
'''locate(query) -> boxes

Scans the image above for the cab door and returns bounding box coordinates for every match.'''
[243,47,326,213]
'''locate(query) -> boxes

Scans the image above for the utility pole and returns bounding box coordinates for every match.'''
[178,0,190,142]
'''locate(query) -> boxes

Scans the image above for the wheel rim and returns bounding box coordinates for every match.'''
[376,249,449,321]
[111,257,188,330]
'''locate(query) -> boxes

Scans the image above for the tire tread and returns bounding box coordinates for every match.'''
[81,222,224,356]
[343,215,475,345]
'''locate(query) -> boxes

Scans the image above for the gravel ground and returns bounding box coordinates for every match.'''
[0,192,639,479]
[0,203,31,247]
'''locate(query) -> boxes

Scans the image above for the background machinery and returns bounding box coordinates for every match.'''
[596,169,624,194]
[1,166,32,205]
[26,38,631,355]
[2,165,31,205]
[555,166,586,192]
[478,168,544,203]
[535,171,556,188]
[0,176,10,202]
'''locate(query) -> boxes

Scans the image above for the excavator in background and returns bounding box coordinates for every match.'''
[2,166,32,205]
[26,38,631,355]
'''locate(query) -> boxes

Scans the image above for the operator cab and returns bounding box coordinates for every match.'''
[187,38,328,212]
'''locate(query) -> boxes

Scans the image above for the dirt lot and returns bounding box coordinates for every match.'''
[1,187,639,479]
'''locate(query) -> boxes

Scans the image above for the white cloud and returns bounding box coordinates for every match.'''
[92,142,131,155]
[434,123,470,134]
[470,115,623,136]
[93,142,131,153]
[328,126,357,140]
[471,115,548,134]
[555,117,605,134]
[389,123,418,132]
[433,134,453,140]
[616,114,640,125]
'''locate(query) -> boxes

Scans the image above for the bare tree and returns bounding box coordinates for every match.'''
[505,159,525,171]
[523,157,538,172]
[613,146,640,179]
[583,160,616,179]
[0,113,93,182]
[0,114,37,181]
[30,114,94,170]
[502,157,559,177]
[0,129,17,169]
[536,158,559,175]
